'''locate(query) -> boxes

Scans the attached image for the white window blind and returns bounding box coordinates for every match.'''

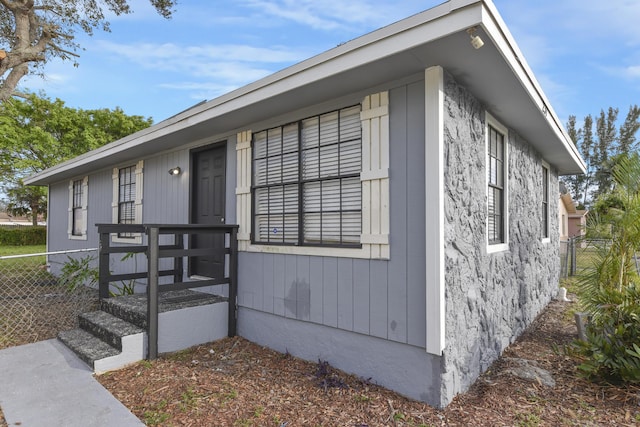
[252,105,362,246]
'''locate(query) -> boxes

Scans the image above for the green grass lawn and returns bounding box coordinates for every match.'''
[0,245,46,257]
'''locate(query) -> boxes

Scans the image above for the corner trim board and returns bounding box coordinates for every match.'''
[425,66,445,356]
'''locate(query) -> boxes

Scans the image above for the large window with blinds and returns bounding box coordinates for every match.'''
[252,105,362,246]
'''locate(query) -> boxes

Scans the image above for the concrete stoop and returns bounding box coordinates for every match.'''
[58,290,229,373]
[58,312,146,374]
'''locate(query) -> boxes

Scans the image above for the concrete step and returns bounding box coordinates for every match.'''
[58,323,146,374]
[100,297,147,329]
[99,290,227,329]
[78,311,145,352]
[58,329,120,369]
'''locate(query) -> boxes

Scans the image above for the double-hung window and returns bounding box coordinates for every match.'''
[112,160,143,242]
[118,165,136,228]
[486,113,509,252]
[72,179,84,236]
[68,177,88,240]
[541,162,550,241]
[252,105,362,246]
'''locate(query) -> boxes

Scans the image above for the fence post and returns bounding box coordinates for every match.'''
[570,237,577,276]
[98,230,110,299]
[147,226,159,360]
[228,227,238,337]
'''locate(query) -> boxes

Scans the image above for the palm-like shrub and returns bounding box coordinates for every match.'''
[574,153,640,383]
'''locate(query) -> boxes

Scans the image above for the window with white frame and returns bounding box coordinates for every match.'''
[112,160,143,242]
[252,105,362,246]
[237,91,390,259]
[486,113,509,251]
[68,177,88,240]
[542,162,550,240]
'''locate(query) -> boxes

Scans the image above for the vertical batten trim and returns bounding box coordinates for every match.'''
[360,91,390,260]
[236,130,252,251]
[425,66,445,356]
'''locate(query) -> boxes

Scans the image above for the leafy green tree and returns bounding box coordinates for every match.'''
[0,93,152,179]
[0,0,176,102]
[593,108,619,199]
[561,106,640,207]
[0,93,152,219]
[4,180,47,226]
[617,105,640,154]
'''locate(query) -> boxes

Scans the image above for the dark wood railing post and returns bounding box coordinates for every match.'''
[174,232,184,283]
[147,226,160,360]
[228,227,238,337]
[98,229,111,300]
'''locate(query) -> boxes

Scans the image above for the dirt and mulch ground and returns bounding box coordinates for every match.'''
[92,298,640,426]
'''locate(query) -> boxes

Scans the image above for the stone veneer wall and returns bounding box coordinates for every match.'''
[439,71,560,405]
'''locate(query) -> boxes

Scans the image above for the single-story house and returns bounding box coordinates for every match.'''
[559,188,587,241]
[25,0,585,408]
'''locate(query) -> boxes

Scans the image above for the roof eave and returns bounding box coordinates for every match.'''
[25,0,586,185]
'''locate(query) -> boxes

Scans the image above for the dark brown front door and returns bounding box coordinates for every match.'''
[191,144,226,278]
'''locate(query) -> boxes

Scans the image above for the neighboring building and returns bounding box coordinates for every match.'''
[559,189,587,241]
[25,0,585,408]
[0,211,44,226]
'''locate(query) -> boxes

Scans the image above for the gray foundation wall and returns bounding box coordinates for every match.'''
[440,72,560,403]
[238,306,442,406]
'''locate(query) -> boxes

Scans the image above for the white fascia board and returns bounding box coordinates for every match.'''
[479,1,586,174]
[26,0,483,186]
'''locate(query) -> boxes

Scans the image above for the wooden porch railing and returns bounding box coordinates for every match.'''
[96,223,239,360]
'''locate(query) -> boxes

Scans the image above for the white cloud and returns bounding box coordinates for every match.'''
[96,40,305,67]
[94,40,306,86]
[239,0,428,32]
[159,81,241,101]
[91,40,306,100]
[600,64,640,80]
[561,0,640,45]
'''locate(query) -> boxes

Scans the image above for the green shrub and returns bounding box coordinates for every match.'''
[59,253,136,296]
[573,153,640,383]
[0,226,46,246]
[573,284,640,383]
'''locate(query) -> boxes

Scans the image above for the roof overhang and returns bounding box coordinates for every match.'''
[25,0,586,186]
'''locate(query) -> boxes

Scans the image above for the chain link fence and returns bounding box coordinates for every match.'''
[560,237,639,279]
[0,249,99,349]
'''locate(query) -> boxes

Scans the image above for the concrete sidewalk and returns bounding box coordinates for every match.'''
[0,339,144,427]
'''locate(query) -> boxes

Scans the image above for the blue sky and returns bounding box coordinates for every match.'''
[21,0,640,128]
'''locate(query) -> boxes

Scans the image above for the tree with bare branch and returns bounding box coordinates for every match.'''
[0,0,176,102]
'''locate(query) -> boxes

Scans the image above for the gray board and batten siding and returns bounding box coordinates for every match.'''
[237,78,427,349]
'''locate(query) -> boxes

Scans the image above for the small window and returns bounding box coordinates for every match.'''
[72,180,84,236]
[118,166,136,225]
[111,160,143,243]
[68,177,88,240]
[542,163,550,240]
[486,113,509,252]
